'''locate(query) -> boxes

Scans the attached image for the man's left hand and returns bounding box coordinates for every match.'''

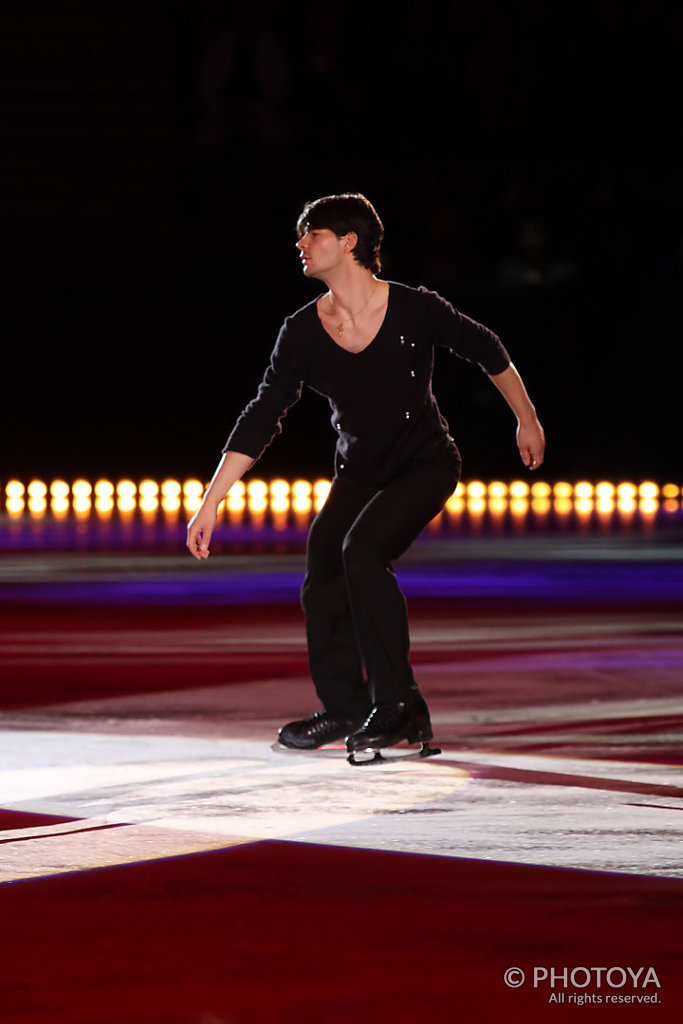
[517,419,545,470]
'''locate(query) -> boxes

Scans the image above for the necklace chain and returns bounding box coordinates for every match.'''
[328,282,378,336]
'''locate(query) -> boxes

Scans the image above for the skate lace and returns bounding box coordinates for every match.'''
[306,712,349,737]
[304,711,329,732]
[362,704,403,732]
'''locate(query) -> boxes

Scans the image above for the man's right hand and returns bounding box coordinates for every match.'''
[186,504,217,560]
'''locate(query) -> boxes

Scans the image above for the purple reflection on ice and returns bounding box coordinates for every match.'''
[3,562,683,606]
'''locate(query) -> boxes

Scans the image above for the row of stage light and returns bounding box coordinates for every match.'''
[1,478,679,520]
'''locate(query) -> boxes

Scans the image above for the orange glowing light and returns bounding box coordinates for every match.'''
[509,497,528,517]
[139,479,159,499]
[595,481,615,499]
[248,496,268,514]
[28,497,47,517]
[6,475,667,523]
[117,480,137,500]
[445,494,464,514]
[467,497,486,516]
[617,498,636,515]
[227,479,245,499]
[6,480,25,500]
[531,497,551,515]
[96,497,114,515]
[161,479,181,499]
[73,497,91,518]
[574,481,594,500]
[6,498,24,518]
[466,481,486,499]
[313,479,331,500]
[183,479,203,500]
[313,480,331,511]
[95,480,114,499]
[509,480,529,499]
[50,480,70,500]
[72,479,92,500]
[27,480,47,500]
[270,479,290,499]
[292,480,312,500]
[247,480,268,500]
[554,498,573,516]
[51,497,69,518]
[488,481,508,498]
[638,482,658,500]
[596,498,615,516]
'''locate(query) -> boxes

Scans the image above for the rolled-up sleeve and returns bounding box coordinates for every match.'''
[419,286,511,375]
[222,320,303,459]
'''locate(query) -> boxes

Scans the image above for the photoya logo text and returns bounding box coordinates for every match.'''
[504,966,661,990]
[533,967,661,989]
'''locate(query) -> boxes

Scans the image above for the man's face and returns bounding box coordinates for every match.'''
[296,227,350,278]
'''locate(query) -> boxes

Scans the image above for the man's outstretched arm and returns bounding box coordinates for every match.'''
[186,450,255,560]
[488,363,545,470]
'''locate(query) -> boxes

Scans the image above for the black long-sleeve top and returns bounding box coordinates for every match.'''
[223,281,511,485]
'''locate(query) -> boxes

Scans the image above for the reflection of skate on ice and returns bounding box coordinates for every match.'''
[346,699,441,766]
[270,740,349,758]
[347,741,442,766]
[271,739,441,765]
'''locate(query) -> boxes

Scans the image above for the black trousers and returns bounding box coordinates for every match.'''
[300,456,461,719]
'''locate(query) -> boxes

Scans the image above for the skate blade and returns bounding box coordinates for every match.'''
[347,742,442,766]
[271,741,348,758]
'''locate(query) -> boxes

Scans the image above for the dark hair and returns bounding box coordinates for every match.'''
[296,193,384,274]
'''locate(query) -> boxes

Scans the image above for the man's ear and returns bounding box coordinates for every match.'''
[343,231,358,253]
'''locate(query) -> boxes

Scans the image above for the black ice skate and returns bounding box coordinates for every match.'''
[275,710,363,751]
[346,700,442,766]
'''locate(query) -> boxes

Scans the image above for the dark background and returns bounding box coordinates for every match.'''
[2,1,680,484]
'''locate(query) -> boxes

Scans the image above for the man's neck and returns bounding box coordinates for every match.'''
[324,268,378,315]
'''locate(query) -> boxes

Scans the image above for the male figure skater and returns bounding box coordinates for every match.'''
[187,193,545,756]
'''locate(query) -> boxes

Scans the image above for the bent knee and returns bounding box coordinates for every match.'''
[301,572,349,615]
[342,530,382,575]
